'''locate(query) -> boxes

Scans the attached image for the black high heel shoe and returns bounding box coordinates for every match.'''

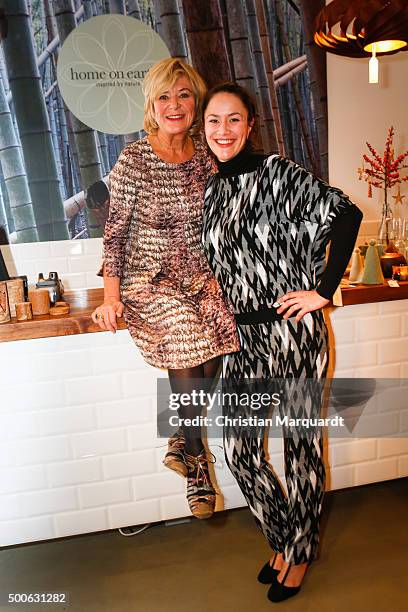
[267,563,307,603]
[257,554,280,584]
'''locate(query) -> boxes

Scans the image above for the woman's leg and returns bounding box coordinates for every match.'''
[202,355,221,380]
[273,314,328,586]
[168,363,206,456]
[167,357,222,519]
[283,426,325,564]
[223,426,289,554]
[167,355,221,456]
[223,318,328,587]
[222,325,288,554]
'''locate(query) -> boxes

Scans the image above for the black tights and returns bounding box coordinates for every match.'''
[168,356,220,456]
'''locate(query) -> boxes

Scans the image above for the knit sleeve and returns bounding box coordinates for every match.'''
[271,157,363,298]
[98,146,137,278]
[274,157,357,227]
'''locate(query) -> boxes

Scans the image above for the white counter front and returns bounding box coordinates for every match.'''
[1,299,408,547]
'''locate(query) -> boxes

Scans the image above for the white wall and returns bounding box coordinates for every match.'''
[327,51,408,227]
[0,238,103,292]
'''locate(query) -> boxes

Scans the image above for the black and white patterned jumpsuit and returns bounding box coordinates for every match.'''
[202,149,362,564]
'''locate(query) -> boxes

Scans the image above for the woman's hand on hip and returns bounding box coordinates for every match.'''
[91,299,124,333]
[275,290,329,322]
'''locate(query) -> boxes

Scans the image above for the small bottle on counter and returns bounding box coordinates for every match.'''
[392,265,401,281]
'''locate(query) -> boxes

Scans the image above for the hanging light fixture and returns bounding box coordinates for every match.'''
[314,0,408,83]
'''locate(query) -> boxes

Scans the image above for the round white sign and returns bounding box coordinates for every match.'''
[57,15,170,134]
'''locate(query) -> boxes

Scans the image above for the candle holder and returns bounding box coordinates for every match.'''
[15,302,33,321]
[6,278,25,318]
[28,288,50,316]
[380,245,406,278]
[0,280,11,323]
[393,265,408,282]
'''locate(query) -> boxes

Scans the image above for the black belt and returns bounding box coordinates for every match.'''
[234,308,283,325]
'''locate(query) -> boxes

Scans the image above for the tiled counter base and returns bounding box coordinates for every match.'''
[0,291,407,546]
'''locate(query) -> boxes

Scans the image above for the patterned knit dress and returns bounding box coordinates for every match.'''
[101,136,240,369]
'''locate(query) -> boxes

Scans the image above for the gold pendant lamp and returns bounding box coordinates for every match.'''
[314,0,408,83]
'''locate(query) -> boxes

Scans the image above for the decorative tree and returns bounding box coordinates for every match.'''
[358,126,408,245]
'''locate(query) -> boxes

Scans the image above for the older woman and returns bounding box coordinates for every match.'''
[202,83,362,601]
[91,60,240,520]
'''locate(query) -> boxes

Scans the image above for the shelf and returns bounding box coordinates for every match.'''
[1,283,408,343]
[0,289,126,343]
[339,280,408,306]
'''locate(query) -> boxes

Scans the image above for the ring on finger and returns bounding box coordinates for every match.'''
[96,312,104,321]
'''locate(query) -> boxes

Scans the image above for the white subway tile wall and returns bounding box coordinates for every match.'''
[0,238,104,291]
[1,232,408,546]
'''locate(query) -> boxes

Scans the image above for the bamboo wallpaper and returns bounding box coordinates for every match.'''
[0,0,328,244]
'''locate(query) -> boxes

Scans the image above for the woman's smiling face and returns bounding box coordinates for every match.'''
[153,75,196,136]
[204,92,253,162]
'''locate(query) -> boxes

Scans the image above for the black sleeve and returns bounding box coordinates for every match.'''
[316,205,363,300]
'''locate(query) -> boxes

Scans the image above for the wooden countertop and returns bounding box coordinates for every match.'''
[0,289,127,343]
[339,280,408,306]
[1,283,408,343]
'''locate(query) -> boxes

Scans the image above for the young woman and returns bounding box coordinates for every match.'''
[91,61,240,520]
[201,83,362,602]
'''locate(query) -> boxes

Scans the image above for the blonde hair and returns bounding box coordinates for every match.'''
[142,58,207,135]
